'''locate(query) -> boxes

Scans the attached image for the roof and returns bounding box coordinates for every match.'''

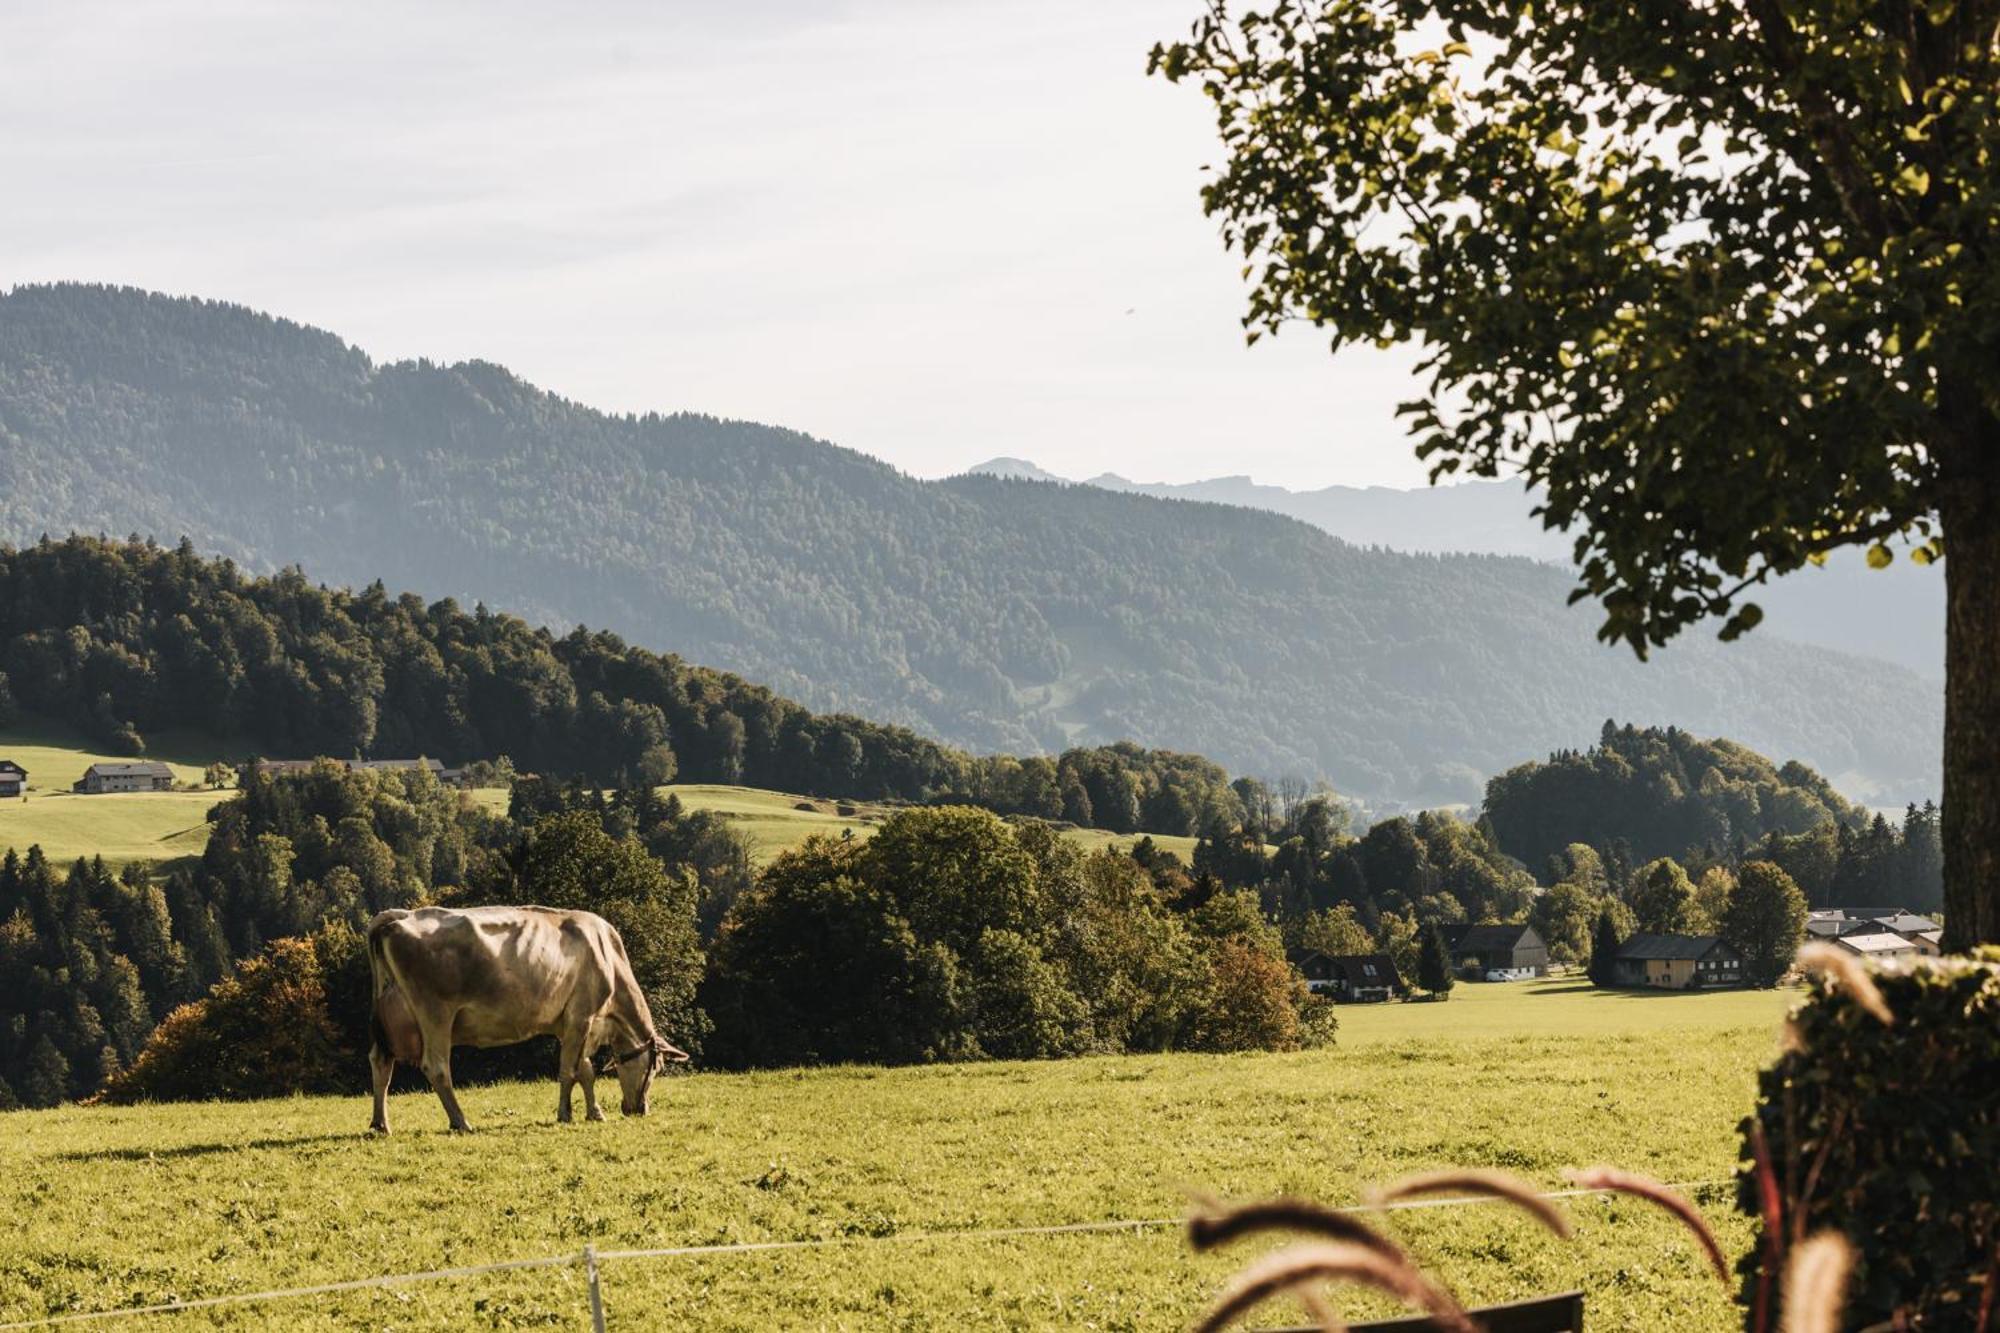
[1325,953,1402,987]
[1442,923,1540,953]
[1615,932,1730,962]
[82,761,174,778]
[0,760,25,775]
[1838,907,1913,922]
[1834,932,1919,956]
[1875,912,1940,935]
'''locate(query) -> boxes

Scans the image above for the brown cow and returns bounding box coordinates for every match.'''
[367,906,688,1132]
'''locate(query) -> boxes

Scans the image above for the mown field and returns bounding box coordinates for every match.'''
[0,980,1794,1331]
[0,722,225,867]
[1,725,1202,870]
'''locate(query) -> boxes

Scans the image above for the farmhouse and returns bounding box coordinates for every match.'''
[73,761,175,794]
[1610,933,1746,990]
[1440,922,1548,979]
[1806,907,1942,956]
[1830,930,1922,964]
[1290,949,1402,1002]
[0,760,25,798]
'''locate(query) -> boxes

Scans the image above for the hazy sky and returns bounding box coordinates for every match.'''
[0,0,1434,489]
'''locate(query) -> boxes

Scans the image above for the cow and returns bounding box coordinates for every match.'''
[366,905,689,1133]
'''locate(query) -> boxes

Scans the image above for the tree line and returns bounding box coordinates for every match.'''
[0,765,1334,1109]
[0,282,1942,807]
[0,536,1248,836]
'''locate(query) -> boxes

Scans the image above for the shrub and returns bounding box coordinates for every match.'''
[99,928,358,1103]
[1736,950,2000,1328]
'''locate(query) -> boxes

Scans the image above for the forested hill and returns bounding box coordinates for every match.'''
[0,283,1941,803]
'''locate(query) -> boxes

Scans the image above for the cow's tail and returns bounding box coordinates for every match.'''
[365,910,408,1061]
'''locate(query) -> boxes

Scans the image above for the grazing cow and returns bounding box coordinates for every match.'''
[366,906,689,1132]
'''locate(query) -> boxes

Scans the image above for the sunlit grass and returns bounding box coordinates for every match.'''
[0,979,1791,1330]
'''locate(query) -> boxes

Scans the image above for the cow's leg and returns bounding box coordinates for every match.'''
[416,1014,470,1132]
[577,1050,605,1123]
[368,1043,394,1134]
[556,1029,584,1124]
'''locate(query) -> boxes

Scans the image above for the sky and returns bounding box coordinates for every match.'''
[0,0,1435,490]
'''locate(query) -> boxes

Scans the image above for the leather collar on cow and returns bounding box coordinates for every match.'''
[611,1034,659,1068]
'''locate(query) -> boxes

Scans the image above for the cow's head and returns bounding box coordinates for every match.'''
[611,1033,690,1116]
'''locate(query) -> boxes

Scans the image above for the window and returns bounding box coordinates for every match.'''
[1362,964,1377,977]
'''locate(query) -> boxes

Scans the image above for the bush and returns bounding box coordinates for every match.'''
[1736,950,2000,1328]
[99,928,359,1103]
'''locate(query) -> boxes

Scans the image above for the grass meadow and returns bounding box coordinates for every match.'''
[0,979,1794,1331]
[0,722,225,868]
[0,721,1203,871]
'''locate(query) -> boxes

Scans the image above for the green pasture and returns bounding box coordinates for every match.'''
[0,979,1796,1330]
[0,721,227,867]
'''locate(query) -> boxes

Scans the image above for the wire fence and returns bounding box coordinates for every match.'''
[0,1179,1731,1330]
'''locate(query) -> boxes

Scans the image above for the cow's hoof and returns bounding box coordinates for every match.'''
[368,1123,389,1135]
[448,1122,472,1134]
[586,1110,606,1123]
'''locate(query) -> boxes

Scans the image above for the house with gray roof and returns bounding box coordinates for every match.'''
[73,761,175,794]
[0,760,25,798]
[1609,933,1746,990]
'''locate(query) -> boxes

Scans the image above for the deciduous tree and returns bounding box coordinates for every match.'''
[1155,2,2000,947]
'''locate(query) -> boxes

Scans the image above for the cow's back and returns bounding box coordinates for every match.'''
[370,906,615,1047]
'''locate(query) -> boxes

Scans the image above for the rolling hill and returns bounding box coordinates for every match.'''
[0,282,1942,804]
[966,460,1947,680]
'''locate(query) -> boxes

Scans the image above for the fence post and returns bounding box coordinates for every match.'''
[584,1244,607,1333]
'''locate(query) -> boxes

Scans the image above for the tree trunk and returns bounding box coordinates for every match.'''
[1942,487,2000,950]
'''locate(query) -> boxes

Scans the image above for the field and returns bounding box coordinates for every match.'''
[0,979,1795,1331]
[0,724,1204,871]
[0,722,225,867]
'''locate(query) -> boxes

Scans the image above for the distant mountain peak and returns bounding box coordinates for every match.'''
[964,457,1067,483]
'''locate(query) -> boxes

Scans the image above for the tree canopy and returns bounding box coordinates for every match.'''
[1154,3,1999,943]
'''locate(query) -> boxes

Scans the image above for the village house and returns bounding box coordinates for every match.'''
[1831,930,1923,964]
[1609,933,1747,990]
[73,761,175,794]
[1290,949,1403,1002]
[1807,907,1942,956]
[0,760,25,799]
[1440,923,1549,980]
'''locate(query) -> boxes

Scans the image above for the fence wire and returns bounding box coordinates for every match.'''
[0,1178,1730,1329]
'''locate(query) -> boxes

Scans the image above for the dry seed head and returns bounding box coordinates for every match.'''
[1563,1166,1731,1285]
[1368,1168,1573,1239]
[1193,1240,1473,1333]
[1781,1231,1855,1333]
[1188,1197,1409,1261]
[1795,943,1895,1025]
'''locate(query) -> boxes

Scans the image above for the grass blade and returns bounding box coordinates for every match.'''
[1188,1197,1408,1261]
[1781,1231,1854,1333]
[1193,1241,1473,1333]
[1563,1166,1730,1284]
[1368,1168,1573,1239]
[1795,943,1895,1025]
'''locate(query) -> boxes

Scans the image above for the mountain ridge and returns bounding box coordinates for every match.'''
[0,282,1942,804]
[962,457,1945,678]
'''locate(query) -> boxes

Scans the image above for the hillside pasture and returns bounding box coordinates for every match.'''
[0,721,227,866]
[0,979,1794,1331]
[477,782,1206,867]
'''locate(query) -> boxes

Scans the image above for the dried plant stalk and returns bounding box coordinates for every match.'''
[1189,1197,1409,1262]
[1781,1232,1855,1333]
[1795,943,1896,1025]
[1564,1166,1731,1285]
[1193,1241,1473,1333]
[1368,1168,1573,1240]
